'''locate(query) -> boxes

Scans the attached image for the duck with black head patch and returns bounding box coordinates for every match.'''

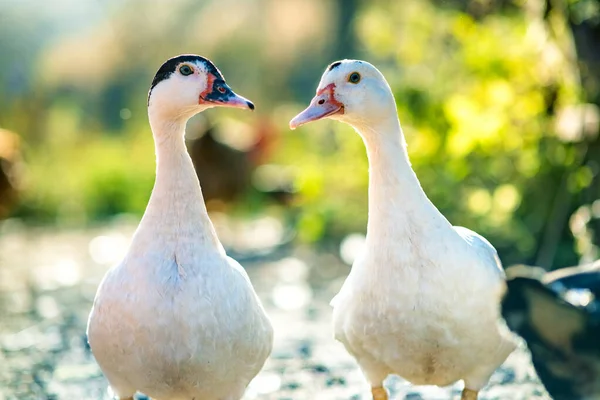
[87,54,273,400]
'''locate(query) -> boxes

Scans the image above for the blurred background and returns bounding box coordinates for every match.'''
[2,0,600,266]
[0,0,599,399]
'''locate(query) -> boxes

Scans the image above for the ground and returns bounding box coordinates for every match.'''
[0,217,550,400]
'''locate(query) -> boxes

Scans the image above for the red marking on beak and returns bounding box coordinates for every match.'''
[316,83,336,97]
[199,73,216,104]
[289,83,344,130]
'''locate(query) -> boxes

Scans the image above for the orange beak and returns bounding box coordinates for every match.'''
[289,84,344,130]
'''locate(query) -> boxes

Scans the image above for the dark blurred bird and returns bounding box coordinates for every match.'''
[187,118,296,210]
[0,128,22,219]
[188,123,252,208]
[501,261,600,400]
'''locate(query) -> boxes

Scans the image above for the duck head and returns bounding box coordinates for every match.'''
[148,54,254,121]
[289,60,397,130]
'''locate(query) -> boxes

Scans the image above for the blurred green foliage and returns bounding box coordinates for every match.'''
[1,0,599,269]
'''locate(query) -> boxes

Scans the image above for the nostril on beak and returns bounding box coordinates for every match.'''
[318,99,325,105]
[247,101,255,110]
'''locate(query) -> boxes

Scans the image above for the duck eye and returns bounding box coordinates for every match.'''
[179,65,193,76]
[216,85,226,94]
[348,72,361,84]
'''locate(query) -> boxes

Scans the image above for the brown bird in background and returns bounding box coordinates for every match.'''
[501,261,600,400]
[0,128,22,219]
[187,117,296,211]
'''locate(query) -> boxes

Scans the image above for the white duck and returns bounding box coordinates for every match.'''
[87,55,273,400]
[290,60,516,400]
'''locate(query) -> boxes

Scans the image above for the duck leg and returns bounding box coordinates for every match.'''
[461,388,478,400]
[372,386,388,400]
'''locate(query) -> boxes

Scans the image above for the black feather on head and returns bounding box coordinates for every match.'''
[328,61,342,71]
[147,54,224,105]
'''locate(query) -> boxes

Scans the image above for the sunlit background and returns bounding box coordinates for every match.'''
[0,0,599,398]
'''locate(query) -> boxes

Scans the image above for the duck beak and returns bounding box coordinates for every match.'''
[200,75,255,110]
[216,91,255,110]
[289,84,343,130]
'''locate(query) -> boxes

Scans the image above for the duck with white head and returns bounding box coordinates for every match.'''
[87,55,273,400]
[290,60,516,400]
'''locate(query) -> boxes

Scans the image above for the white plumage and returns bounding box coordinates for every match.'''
[87,55,273,400]
[290,59,516,400]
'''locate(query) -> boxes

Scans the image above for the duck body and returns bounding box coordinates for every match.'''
[290,59,516,398]
[87,55,272,400]
[330,129,514,390]
[89,249,272,400]
[502,261,600,400]
[333,222,513,389]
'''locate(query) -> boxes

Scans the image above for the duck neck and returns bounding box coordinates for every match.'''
[136,112,221,253]
[354,117,444,245]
